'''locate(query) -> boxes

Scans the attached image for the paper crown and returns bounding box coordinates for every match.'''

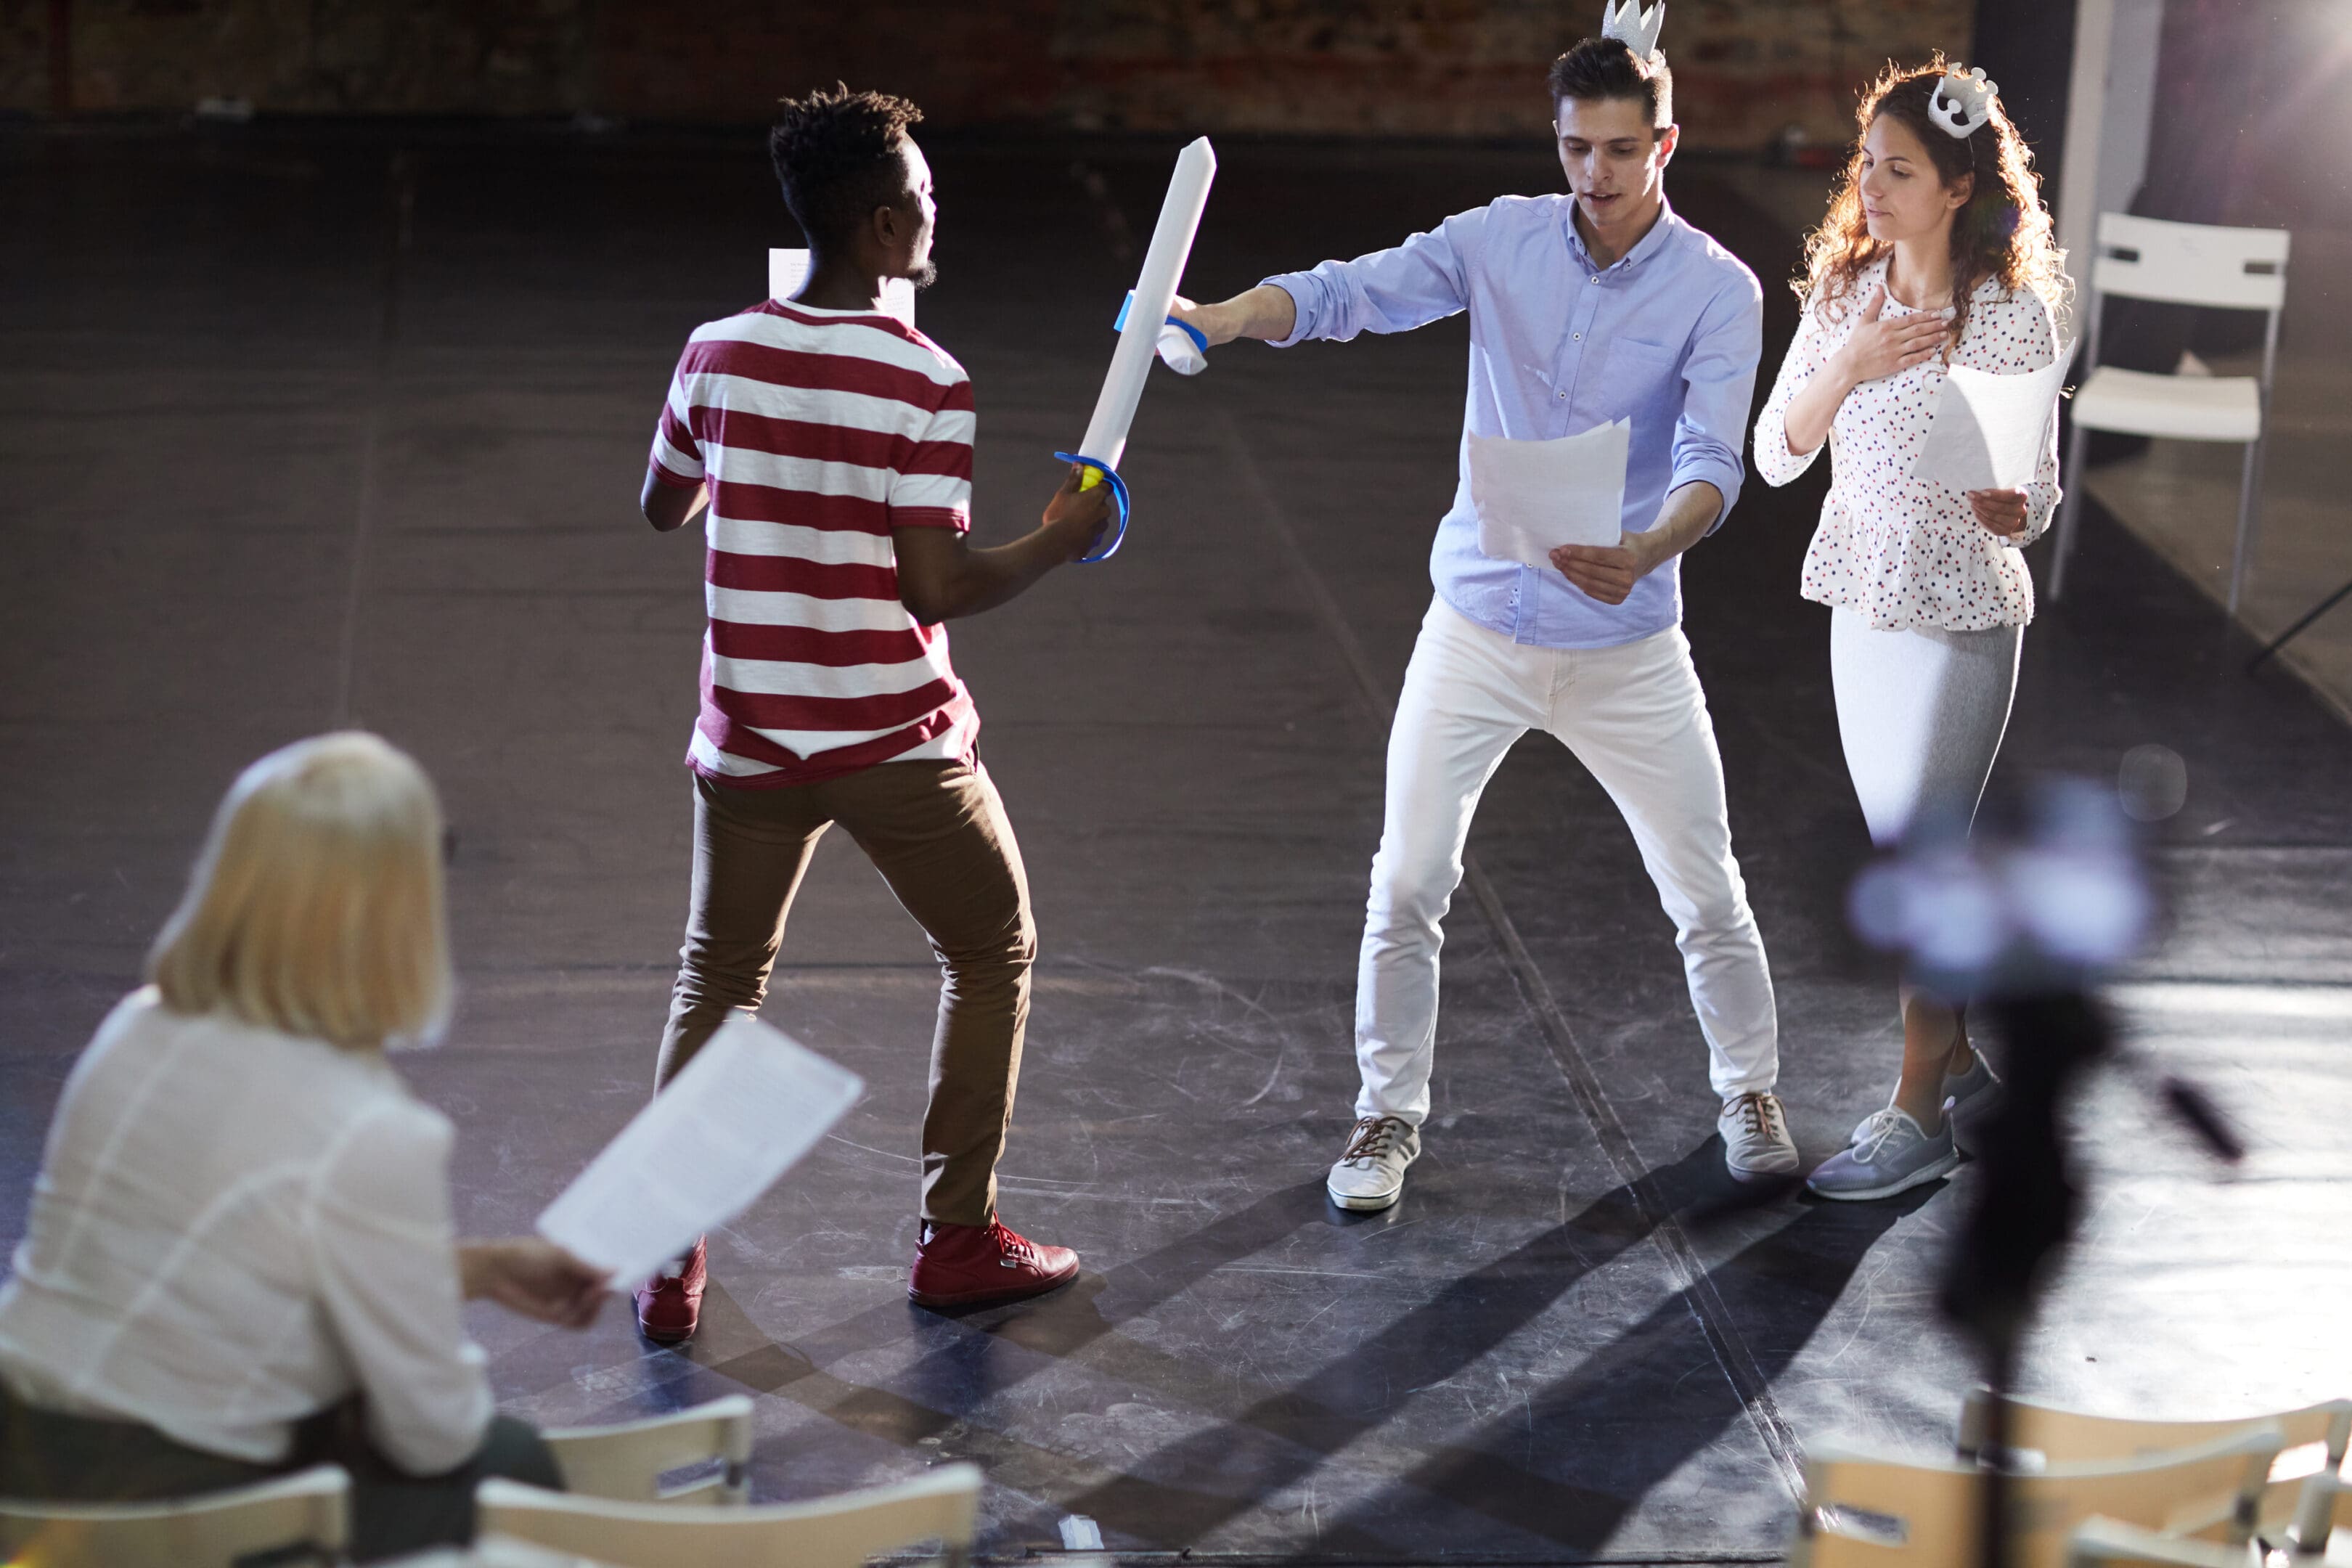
[1600,0,1665,62]
[1928,65,1999,138]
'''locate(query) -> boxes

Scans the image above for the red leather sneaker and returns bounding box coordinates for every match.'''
[908,1219,1079,1309]
[632,1236,706,1344]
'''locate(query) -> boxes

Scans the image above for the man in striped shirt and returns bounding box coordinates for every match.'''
[632,86,1111,1338]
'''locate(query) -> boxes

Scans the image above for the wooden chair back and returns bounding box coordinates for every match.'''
[2065,1514,2253,1568]
[1955,1387,2351,1541]
[478,1462,982,1568]
[1956,1387,2350,1466]
[543,1395,754,1506]
[0,1464,347,1567]
[1793,1425,2283,1568]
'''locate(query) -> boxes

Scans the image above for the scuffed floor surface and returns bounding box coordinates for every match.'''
[3,126,2347,1562]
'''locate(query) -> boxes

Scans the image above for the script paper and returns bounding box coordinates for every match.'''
[538,1016,863,1284]
[1469,421,1630,567]
[1910,359,2067,492]
[769,249,915,329]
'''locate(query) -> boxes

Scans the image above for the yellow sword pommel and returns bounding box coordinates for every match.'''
[1052,450,1130,563]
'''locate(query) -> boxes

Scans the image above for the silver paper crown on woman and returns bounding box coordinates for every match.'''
[1601,0,1665,63]
[1928,65,1998,138]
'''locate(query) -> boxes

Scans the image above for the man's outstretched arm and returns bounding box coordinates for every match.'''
[1175,210,1482,351]
[893,465,1112,624]
[1174,285,1297,347]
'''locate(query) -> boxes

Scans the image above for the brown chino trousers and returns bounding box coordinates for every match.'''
[657,759,1035,1225]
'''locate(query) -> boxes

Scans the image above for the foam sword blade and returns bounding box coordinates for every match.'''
[1074,136,1217,474]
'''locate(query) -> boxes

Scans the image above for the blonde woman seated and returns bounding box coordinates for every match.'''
[0,733,607,1561]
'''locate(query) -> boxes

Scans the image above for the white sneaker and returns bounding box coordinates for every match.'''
[1718,1091,1799,1180]
[1326,1114,1420,1212]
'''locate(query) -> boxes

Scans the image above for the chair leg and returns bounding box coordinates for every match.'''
[2289,1473,2340,1554]
[2245,576,2352,673]
[2228,436,2266,616]
[2051,416,2093,601]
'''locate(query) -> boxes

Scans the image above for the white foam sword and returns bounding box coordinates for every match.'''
[1059,136,1217,562]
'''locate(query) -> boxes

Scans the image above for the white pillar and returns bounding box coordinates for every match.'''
[2095,0,2164,219]
[2055,0,2163,287]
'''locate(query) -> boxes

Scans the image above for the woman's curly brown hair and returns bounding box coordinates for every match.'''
[1797,57,2070,351]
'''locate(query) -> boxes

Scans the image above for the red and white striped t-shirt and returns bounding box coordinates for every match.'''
[649,300,979,788]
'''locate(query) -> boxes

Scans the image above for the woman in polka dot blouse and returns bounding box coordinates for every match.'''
[1752,58,2070,1201]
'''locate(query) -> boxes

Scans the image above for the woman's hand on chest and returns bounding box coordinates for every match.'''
[1835,285,1948,388]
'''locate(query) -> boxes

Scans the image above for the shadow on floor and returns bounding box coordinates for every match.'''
[638,1142,1924,1556]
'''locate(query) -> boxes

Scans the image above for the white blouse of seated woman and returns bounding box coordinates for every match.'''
[0,732,608,1561]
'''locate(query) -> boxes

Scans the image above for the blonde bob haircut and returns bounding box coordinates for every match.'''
[148,732,453,1050]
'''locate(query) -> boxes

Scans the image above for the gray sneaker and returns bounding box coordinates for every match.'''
[1807,1108,1959,1201]
[1327,1114,1419,1212]
[1943,1052,2002,1121]
[1850,1053,2003,1146]
[1718,1091,1800,1180]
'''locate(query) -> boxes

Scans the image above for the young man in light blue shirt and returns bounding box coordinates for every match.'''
[1177,17,1800,1206]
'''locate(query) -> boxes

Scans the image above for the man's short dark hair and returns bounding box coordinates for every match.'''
[1546,37,1673,131]
[767,84,923,252]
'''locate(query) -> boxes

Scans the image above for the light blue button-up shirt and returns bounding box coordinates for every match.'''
[1267,194,1763,649]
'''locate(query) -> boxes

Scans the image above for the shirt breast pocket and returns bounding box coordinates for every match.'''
[1596,338,1681,420]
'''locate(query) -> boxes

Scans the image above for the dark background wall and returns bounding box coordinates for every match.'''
[4,0,1980,150]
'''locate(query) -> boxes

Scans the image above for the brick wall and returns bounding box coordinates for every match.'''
[5,0,1978,151]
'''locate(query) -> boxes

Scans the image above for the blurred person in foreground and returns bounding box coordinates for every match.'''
[1175,4,1799,1210]
[1751,60,2067,1199]
[632,85,1112,1339]
[0,733,605,1561]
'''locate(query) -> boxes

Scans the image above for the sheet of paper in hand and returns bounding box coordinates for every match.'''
[1910,359,2068,492]
[537,1015,863,1285]
[770,249,915,329]
[1469,420,1630,568]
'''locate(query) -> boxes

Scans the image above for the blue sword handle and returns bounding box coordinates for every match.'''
[1053,452,1130,564]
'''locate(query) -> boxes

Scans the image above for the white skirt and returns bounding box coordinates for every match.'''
[1829,605,2022,846]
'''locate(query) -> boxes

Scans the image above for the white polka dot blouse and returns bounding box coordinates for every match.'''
[1752,256,2064,632]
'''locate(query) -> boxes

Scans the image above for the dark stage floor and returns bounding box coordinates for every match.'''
[4,123,2348,1564]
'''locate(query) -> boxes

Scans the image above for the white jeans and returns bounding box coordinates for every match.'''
[1355,597,1780,1123]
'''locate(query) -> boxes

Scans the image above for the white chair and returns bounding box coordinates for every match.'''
[2050,211,2290,611]
[1954,1387,2351,1549]
[0,1463,347,1567]
[478,1462,982,1568]
[1789,1424,2283,1568]
[542,1395,754,1506]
